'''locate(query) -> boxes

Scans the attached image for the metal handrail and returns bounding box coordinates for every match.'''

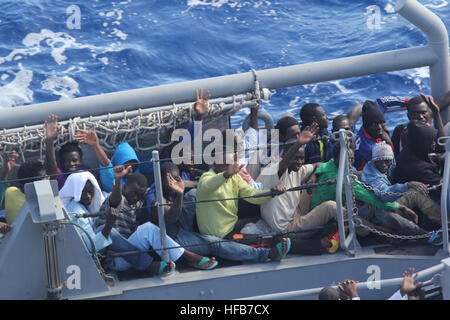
[438,136,450,255]
[239,263,445,300]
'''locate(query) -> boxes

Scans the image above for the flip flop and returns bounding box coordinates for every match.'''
[158,261,176,276]
[275,238,291,259]
[195,257,218,270]
[428,232,443,247]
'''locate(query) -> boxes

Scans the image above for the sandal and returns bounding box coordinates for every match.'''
[428,232,443,247]
[275,238,291,259]
[158,261,176,276]
[195,257,218,270]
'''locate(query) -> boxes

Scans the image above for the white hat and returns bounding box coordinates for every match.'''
[372,141,393,161]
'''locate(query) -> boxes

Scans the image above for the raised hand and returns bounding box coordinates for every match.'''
[298,122,319,145]
[338,279,359,300]
[400,268,422,298]
[223,162,244,179]
[421,93,440,115]
[167,173,185,195]
[45,114,59,142]
[74,129,99,146]
[114,165,133,180]
[2,151,19,180]
[194,88,211,120]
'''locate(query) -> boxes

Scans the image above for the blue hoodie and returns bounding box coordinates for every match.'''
[100,142,153,193]
[361,160,407,203]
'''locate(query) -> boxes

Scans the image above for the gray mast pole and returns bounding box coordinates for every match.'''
[152,150,170,262]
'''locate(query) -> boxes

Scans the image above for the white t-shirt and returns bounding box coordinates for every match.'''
[257,162,314,232]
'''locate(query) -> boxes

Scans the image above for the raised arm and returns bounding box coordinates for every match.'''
[161,173,185,223]
[44,114,59,176]
[278,123,319,177]
[421,93,446,142]
[194,88,210,121]
[109,165,132,208]
[1,151,19,181]
[74,129,110,167]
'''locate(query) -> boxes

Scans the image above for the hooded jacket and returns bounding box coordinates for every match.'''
[393,120,441,189]
[361,160,407,203]
[100,142,141,193]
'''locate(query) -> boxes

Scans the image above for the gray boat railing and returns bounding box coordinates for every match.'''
[239,261,447,300]
[335,130,359,256]
[0,0,448,129]
[438,136,450,255]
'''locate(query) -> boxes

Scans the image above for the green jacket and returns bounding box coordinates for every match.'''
[311,159,400,211]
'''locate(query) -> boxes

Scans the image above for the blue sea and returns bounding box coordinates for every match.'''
[0,0,449,130]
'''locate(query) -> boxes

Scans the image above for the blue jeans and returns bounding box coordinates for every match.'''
[108,228,153,271]
[173,189,270,262]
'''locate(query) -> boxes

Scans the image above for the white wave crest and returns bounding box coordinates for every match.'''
[424,1,448,9]
[41,75,80,100]
[0,64,33,108]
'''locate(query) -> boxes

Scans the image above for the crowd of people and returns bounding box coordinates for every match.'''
[0,88,449,278]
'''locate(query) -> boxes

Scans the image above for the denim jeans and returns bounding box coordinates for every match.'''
[108,228,153,271]
[108,224,185,271]
[173,189,270,262]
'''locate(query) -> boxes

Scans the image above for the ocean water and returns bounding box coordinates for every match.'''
[0,0,449,130]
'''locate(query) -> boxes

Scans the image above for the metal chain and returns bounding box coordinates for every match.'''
[352,175,442,197]
[343,136,443,240]
[353,216,440,240]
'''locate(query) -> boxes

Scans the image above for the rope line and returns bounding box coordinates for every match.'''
[0,135,343,185]
[100,223,337,259]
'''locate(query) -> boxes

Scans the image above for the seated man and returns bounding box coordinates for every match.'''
[44,114,90,189]
[247,115,301,180]
[361,141,441,228]
[378,94,445,157]
[183,88,262,189]
[393,120,442,202]
[94,166,218,271]
[256,129,340,254]
[149,162,290,263]
[354,100,393,171]
[325,115,354,162]
[60,171,179,276]
[299,102,330,164]
[5,160,49,225]
[195,142,287,241]
[312,142,432,238]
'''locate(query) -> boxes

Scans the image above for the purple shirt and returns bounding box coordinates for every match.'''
[56,165,90,190]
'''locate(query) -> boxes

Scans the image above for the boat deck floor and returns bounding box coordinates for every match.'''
[113,234,442,281]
